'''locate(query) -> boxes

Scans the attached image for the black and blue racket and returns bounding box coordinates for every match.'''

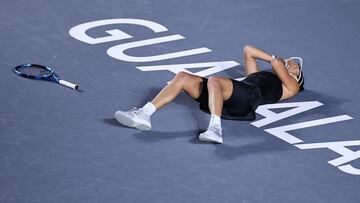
[13,64,79,90]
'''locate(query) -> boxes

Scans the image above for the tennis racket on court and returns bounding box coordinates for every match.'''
[13,64,79,90]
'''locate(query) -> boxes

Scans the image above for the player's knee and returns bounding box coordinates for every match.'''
[173,71,188,81]
[172,71,191,86]
[208,76,222,89]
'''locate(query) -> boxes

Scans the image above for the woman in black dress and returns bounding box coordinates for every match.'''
[115,45,304,144]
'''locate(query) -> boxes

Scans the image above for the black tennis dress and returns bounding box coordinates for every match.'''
[194,71,283,120]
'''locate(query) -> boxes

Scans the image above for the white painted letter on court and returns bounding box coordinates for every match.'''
[69,18,169,44]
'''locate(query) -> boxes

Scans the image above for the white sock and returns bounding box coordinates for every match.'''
[209,114,221,128]
[141,102,156,116]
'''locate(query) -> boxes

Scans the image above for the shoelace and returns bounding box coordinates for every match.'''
[128,107,142,116]
[207,125,222,137]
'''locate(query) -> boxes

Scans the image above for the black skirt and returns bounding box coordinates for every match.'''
[194,77,261,121]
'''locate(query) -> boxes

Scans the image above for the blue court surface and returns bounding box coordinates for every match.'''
[1,0,360,202]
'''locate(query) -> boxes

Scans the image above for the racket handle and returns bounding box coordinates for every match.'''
[59,80,79,90]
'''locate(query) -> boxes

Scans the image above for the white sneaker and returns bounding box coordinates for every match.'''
[199,125,223,144]
[115,108,151,131]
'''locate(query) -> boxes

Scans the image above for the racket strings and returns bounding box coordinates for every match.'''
[17,66,52,77]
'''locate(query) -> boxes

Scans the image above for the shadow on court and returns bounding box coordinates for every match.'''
[103,116,294,162]
[213,139,294,161]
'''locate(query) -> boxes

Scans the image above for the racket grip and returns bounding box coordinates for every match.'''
[59,80,79,90]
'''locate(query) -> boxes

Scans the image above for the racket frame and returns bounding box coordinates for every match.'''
[13,64,79,90]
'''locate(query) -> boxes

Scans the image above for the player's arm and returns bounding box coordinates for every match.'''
[271,58,299,96]
[243,45,273,76]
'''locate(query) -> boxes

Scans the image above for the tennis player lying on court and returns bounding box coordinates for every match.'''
[115,45,304,144]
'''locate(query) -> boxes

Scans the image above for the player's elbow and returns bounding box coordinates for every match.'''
[243,45,255,57]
